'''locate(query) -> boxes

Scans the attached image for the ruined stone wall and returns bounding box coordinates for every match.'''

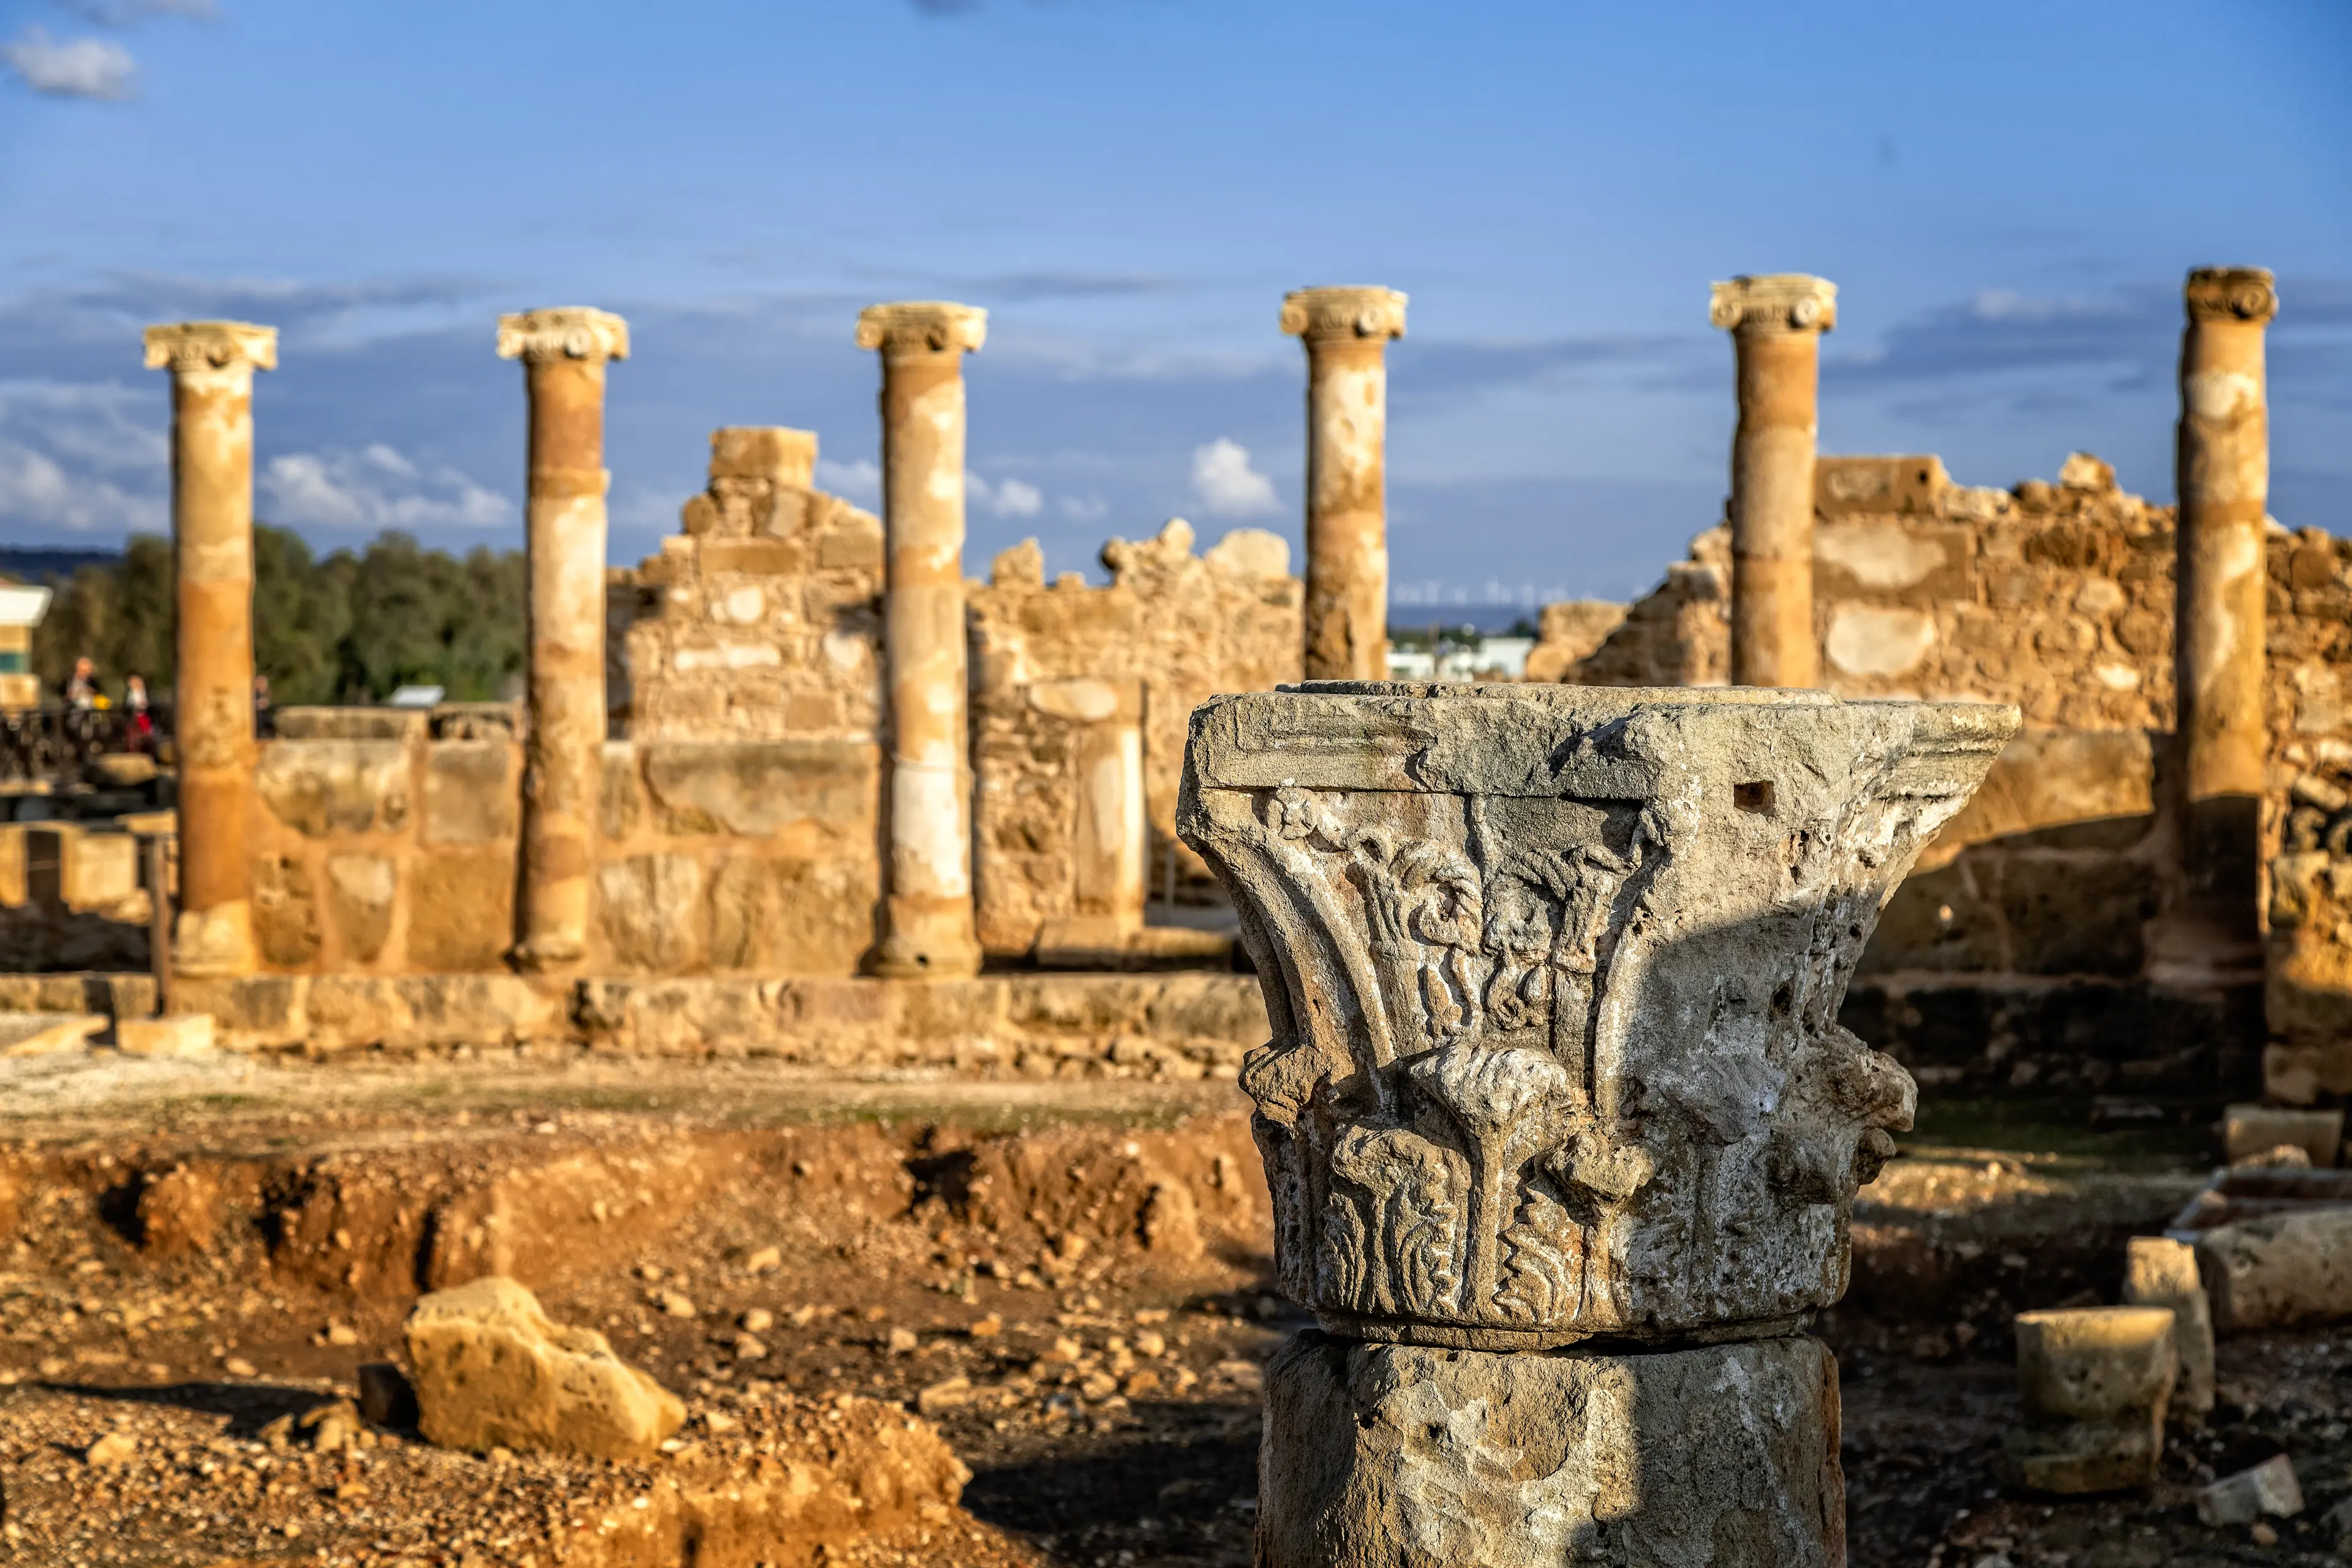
[0,819,153,970]
[236,704,878,981]
[968,519,1301,954]
[614,429,886,744]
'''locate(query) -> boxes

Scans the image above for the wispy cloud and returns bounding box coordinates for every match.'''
[56,0,217,23]
[2,26,137,99]
[968,472,1042,516]
[969,270,1178,302]
[260,445,512,532]
[814,458,880,507]
[1190,437,1278,516]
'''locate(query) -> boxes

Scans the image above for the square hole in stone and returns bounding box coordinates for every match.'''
[1733,781,1774,814]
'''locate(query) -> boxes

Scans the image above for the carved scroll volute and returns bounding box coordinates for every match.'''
[1181,684,2016,1352]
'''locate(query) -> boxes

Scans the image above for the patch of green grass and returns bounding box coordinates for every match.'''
[1907,1096,2211,1172]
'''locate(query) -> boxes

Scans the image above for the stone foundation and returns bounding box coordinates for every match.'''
[1257,1330,1845,1567]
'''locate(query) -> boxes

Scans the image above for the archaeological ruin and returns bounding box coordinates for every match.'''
[3,263,2349,1566]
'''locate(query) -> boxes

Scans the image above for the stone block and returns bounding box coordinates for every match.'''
[1815,454,1950,516]
[64,831,139,910]
[2223,1104,2343,1167]
[1256,1331,1844,1567]
[2006,1306,2175,1492]
[1815,520,1972,601]
[2197,1455,2304,1525]
[404,1275,684,1461]
[2198,1207,2352,1332]
[699,538,805,576]
[1918,727,2154,872]
[117,1014,215,1057]
[598,854,706,971]
[2121,1236,2214,1417]
[707,426,816,486]
[325,854,397,963]
[423,742,517,845]
[815,524,884,572]
[406,853,514,971]
[255,740,413,837]
[599,742,643,840]
[428,702,518,742]
[642,741,874,838]
[273,707,428,743]
[0,1012,103,1057]
[251,853,321,968]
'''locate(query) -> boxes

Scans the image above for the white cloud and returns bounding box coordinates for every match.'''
[1190,437,1279,516]
[815,457,880,508]
[2,27,137,99]
[260,445,512,532]
[0,440,164,532]
[1058,494,1109,522]
[968,472,1042,517]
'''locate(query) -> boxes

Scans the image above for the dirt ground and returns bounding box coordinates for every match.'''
[0,1050,2342,1567]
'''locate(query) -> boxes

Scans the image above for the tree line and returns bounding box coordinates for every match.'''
[26,528,527,707]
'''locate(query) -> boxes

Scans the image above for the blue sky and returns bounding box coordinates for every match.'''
[1,0,2347,616]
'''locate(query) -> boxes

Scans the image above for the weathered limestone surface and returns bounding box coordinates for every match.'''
[1181,684,2013,1348]
[500,307,629,974]
[976,676,1146,956]
[1711,275,1834,690]
[2221,1104,2343,1167]
[2006,1306,2176,1493]
[2196,1207,2352,1332]
[146,320,276,979]
[861,301,987,978]
[1283,287,1405,683]
[404,1275,684,1460]
[1521,600,1628,684]
[1257,1330,1845,1567]
[2121,1235,2214,1418]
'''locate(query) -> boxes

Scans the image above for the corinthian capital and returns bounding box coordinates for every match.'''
[1281,286,1408,345]
[1179,684,2015,1349]
[2185,266,2278,326]
[855,301,987,356]
[1709,274,1838,334]
[496,307,631,364]
[143,322,278,375]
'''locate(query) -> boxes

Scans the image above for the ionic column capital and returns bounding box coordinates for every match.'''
[1280,286,1407,345]
[497,307,631,364]
[2185,266,2278,326]
[856,301,987,356]
[1709,274,1838,334]
[143,321,278,375]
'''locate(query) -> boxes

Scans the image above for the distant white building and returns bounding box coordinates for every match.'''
[1386,636,1535,682]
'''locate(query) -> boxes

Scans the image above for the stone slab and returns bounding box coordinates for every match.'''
[1256,1330,1844,1567]
[2223,1104,2343,1167]
[2007,1306,2175,1493]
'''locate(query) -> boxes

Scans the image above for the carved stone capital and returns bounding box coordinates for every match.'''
[143,321,277,375]
[1709,274,1838,334]
[1178,684,2015,1349]
[1281,287,1408,345]
[855,301,987,356]
[2185,266,2278,326]
[496,307,630,364]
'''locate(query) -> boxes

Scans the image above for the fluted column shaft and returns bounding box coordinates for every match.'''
[1712,274,1836,689]
[499,307,628,973]
[145,321,276,981]
[2176,267,2277,928]
[859,301,988,978]
[1284,287,1406,683]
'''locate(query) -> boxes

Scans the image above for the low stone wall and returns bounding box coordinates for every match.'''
[167,970,1269,1074]
[0,819,156,971]
[244,704,880,979]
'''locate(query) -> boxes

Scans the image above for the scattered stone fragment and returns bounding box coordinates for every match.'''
[115,1014,214,1058]
[887,1327,918,1355]
[739,1307,774,1333]
[324,1320,359,1346]
[731,1332,767,1360]
[300,1398,363,1453]
[2005,1306,2175,1493]
[744,1246,782,1273]
[83,1431,137,1467]
[2196,1454,2304,1525]
[222,1355,257,1378]
[2120,1236,2214,1417]
[2223,1105,2343,1167]
[918,1376,973,1415]
[658,1290,696,1319]
[2198,1207,2352,1332]
[403,1275,685,1460]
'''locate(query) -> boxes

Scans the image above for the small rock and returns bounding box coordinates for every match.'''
[2325,1495,2352,1537]
[658,1291,696,1320]
[116,1015,213,1058]
[918,1376,972,1415]
[740,1308,774,1335]
[1215,1359,1264,1391]
[300,1398,363,1453]
[325,1322,359,1346]
[788,1305,817,1328]
[703,1410,739,1434]
[745,1246,782,1273]
[403,1275,685,1461]
[1080,1371,1120,1400]
[1124,1368,1163,1397]
[886,1327,918,1355]
[970,1315,1002,1338]
[2197,1454,2304,1525]
[731,1333,768,1360]
[83,1431,137,1467]
[222,1356,258,1378]
[2251,1522,2278,1546]
[1136,1330,1167,1358]
[1048,1336,1083,1363]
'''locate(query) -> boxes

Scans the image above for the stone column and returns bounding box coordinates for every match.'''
[144,321,276,980]
[497,307,629,973]
[1180,682,2015,1564]
[1283,287,1406,682]
[858,301,988,978]
[1711,274,1836,689]
[2176,268,2277,937]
